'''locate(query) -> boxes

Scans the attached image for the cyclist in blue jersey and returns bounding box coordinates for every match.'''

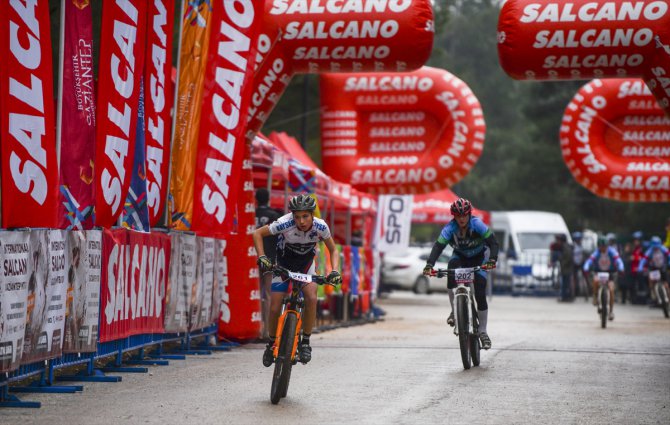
[637,236,670,305]
[422,198,499,350]
[583,238,624,320]
[253,194,341,367]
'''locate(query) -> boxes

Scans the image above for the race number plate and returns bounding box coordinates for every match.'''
[649,270,661,281]
[454,268,474,285]
[597,272,610,283]
[288,271,313,283]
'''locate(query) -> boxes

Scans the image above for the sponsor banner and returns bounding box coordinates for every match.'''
[94,0,148,227]
[246,0,435,140]
[211,238,226,324]
[0,1,59,228]
[192,237,215,330]
[121,81,151,231]
[560,78,670,202]
[644,31,670,117]
[22,230,67,363]
[0,231,30,373]
[320,67,486,194]
[374,195,413,253]
[145,0,176,226]
[169,1,214,231]
[191,0,262,236]
[58,0,96,230]
[100,228,169,342]
[497,0,670,81]
[218,233,261,341]
[164,231,195,333]
[63,230,102,353]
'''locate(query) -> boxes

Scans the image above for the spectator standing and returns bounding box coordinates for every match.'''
[572,232,586,299]
[552,234,574,301]
[664,218,670,249]
[626,231,645,304]
[254,188,282,340]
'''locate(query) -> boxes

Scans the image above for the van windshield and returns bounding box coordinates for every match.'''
[517,232,556,250]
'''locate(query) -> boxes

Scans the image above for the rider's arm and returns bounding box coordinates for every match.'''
[638,247,651,272]
[583,253,595,272]
[426,238,447,267]
[323,237,340,271]
[610,247,624,272]
[253,225,272,257]
[483,232,499,261]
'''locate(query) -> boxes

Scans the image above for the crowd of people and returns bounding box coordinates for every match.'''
[550,218,670,311]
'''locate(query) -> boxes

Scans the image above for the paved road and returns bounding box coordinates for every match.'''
[4,293,670,424]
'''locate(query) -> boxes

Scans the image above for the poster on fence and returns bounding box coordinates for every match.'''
[211,239,226,324]
[0,231,30,373]
[22,230,68,363]
[100,229,170,342]
[164,232,194,333]
[64,230,102,353]
[193,237,215,330]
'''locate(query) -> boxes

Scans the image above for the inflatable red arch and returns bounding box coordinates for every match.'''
[498,0,670,117]
[560,78,670,202]
[319,66,486,194]
[246,0,435,140]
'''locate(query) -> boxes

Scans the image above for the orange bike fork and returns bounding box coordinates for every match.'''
[273,310,303,361]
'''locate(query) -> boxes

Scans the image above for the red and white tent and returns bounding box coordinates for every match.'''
[412,189,490,225]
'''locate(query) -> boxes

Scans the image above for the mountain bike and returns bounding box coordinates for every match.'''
[432,266,485,370]
[269,265,334,404]
[593,271,612,328]
[648,269,670,318]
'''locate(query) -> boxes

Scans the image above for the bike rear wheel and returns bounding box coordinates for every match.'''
[600,287,608,329]
[456,296,471,370]
[470,307,480,367]
[270,313,297,404]
[658,284,669,318]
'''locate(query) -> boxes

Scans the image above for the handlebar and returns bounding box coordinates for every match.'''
[430,266,485,278]
[271,264,334,286]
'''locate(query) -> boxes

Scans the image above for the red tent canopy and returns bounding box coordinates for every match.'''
[412,189,490,225]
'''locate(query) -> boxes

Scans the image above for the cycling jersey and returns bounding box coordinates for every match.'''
[436,216,498,259]
[638,246,670,272]
[583,247,624,273]
[269,213,331,272]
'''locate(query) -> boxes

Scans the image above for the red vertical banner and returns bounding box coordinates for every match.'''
[0,0,58,228]
[94,0,148,228]
[191,0,262,236]
[58,0,96,230]
[100,228,170,342]
[145,0,176,226]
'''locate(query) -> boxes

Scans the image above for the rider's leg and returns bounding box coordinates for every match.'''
[608,281,615,319]
[301,283,318,336]
[592,277,598,306]
[446,257,462,325]
[474,273,488,332]
[268,291,285,341]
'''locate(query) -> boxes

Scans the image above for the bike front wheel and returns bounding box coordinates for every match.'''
[657,283,669,318]
[470,307,480,367]
[600,287,608,329]
[456,296,471,370]
[270,313,297,404]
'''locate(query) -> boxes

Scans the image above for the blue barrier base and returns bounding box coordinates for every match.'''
[149,353,186,360]
[9,382,83,394]
[174,349,212,355]
[100,366,148,374]
[57,369,122,383]
[126,359,169,366]
[0,387,40,408]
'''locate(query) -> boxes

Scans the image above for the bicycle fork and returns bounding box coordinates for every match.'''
[453,287,472,336]
[273,309,303,361]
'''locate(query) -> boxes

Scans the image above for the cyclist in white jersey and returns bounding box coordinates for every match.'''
[253,194,341,366]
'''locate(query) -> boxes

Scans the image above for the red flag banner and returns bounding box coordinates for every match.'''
[58,0,96,230]
[0,0,59,228]
[100,228,170,342]
[94,0,148,227]
[191,0,263,235]
[145,0,176,226]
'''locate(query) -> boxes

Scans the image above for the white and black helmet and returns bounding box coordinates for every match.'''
[288,194,317,212]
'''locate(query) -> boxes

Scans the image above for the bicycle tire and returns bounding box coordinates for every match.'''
[270,313,297,404]
[600,287,608,329]
[659,285,669,319]
[470,306,480,367]
[457,296,471,370]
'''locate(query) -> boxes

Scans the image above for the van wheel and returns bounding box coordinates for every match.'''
[413,276,430,295]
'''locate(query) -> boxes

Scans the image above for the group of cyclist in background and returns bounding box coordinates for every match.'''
[551,217,670,322]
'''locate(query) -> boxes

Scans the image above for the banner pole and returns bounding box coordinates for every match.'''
[162,0,187,229]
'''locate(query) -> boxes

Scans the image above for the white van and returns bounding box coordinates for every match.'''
[489,211,571,294]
